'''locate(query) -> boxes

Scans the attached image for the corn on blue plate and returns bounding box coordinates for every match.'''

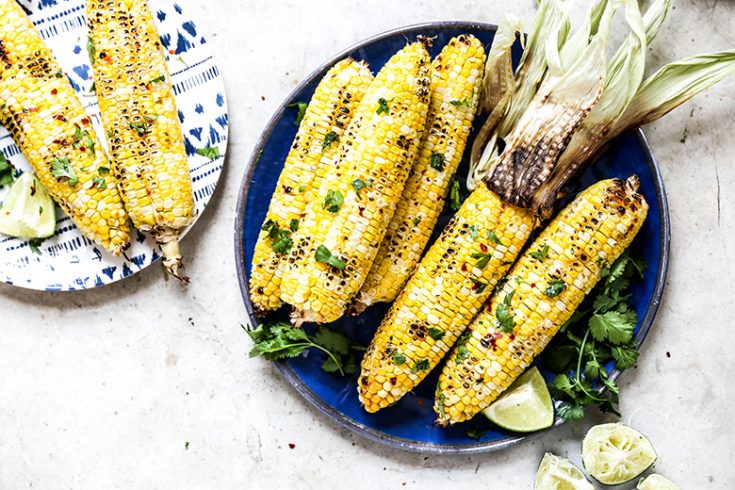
[234,22,669,454]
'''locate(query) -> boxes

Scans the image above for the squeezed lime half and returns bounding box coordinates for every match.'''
[483,366,555,432]
[638,474,679,490]
[0,172,55,239]
[582,423,657,485]
[535,453,594,490]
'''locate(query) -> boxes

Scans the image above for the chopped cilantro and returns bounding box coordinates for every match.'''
[50,156,78,186]
[196,146,220,159]
[544,279,567,298]
[392,352,407,365]
[98,166,110,175]
[530,244,550,261]
[322,131,339,150]
[376,97,392,115]
[28,238,45,255]
[411,359,430,373]
[315,245,345,271]
[495,290,515,333]
[322,189,343,213]
[72,126,95,155]
[471,252,491,269]
[468,225,479,241]
[92,176,107,189]
[449,179,462,211]
[289,219,299,232]
[430,152,445,171]
[487,230,504,246]
[471,278,490,294]
[427,328,445,341]
[450,98,472,107]
[287,101,308,125]
[351,178,373,200]
[150,74,166,84]
[87,37,95,64]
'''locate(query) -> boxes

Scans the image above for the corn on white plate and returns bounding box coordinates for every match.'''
[0,0,227,291]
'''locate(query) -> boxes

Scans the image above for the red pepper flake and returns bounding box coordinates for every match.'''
[168,49,176,54]
[389,377,397,385]
[53,114,67,122]
[479,243,488,253]
[51,88,58,95]
[287,443,295,449]
[460,263,468,272]
[530,283,536,288]
[81,117,90,125]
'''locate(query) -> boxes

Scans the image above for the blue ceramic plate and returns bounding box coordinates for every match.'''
[235,22,670,454]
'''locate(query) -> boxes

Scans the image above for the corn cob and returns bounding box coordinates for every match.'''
[87,0,194,280]
[358,185,535,412]
[0,0,130,254]
[249,59,373,313]
[280,42,432,324]
[435,177,648,425]
[353,35,486,311]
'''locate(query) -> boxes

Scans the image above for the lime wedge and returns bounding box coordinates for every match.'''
[483,366,554,432]
[0,172,55,239]
[535,453,594,490]
[638,474,679,490]
[582,423,657,485]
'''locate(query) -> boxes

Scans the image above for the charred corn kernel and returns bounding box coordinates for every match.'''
[358,185,535,412]
[436,177,648,425]
[249,59,373,314]
[282,42,432,324]
[354,35,486,310]
[87,0,194,280]
[0,0,130,254]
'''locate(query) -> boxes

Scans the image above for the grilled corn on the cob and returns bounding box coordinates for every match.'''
[354,35,486,310]
[87,0,194,280]
[435,177,648,425]
[249,59,373,313]
[358,185,535,412]
[281,42,432,324]
[0,0,130,254]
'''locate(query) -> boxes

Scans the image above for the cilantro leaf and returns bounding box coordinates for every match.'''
[392,352,407,365]
[322,131,339,150]
[0,152,16,187]
[376,97,392,115]
[487,230,504,246]
[495,290,515,333]
[468,225,479,241]
[450,98,472,107]
[411,359,430,373]
[322,189,343,213]
[471,252,491,269]
[287,102,308,125]
[196,146,220,159]
[427,328,445,341]
[315,245,346,271]
[50,157,78,186]
[430,152,445,171]
[28,238,45,255]
[313,328,350,356]
[530,244,549,261]
[611,343,639,369]
[449,179,462,211]
[556,401,585,422]
[589,310,636,345]
[465,426,488,440]
[544,279,567,298]
[351,178,373,200]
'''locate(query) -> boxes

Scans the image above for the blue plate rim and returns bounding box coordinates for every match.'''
[233,21,671,455]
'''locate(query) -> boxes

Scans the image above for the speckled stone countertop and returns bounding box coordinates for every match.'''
[1,0,734,488]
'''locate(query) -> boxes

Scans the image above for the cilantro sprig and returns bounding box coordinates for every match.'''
[545,252,646,422]
[0,151,16,187]
[245,322,364,376]
[287,102,308,125]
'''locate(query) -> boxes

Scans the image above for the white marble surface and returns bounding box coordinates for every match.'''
[1,0,734,488]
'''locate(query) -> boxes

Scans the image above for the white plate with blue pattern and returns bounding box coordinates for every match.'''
[0,0,227,291]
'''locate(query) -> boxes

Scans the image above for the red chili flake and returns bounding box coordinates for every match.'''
[51,88,58,95]
[288,443,295,449]
[27,107,38,113]
[81,117,90,125]
[79,146,86,152]
[53,114,67,122]
[509,334,515,341]
[530,283,536,288]
[169,49,176,54]
[389,377,397,385]
[479,243,488,252]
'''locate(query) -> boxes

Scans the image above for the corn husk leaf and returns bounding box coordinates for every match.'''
[468,0,569,190]
[483,0,615,207]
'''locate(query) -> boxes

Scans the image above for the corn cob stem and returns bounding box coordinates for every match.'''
[0,0,130,254]
[353,35,486,311]
[435,177,648,425]
[87,0,194,280]
[281,42,432,324]
[250,59,373,313]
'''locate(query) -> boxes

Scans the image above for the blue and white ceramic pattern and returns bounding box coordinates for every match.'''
[235,23,670,454]
[0,0,228,291]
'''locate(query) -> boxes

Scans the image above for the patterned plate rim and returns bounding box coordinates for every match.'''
[0,0,229,291]
[233,21,671,455]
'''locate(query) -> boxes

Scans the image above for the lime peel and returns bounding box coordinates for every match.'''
[582,423,657,485]
[535,452,594,490]
[483,366,555,432]
[0,172,56,239]
[638,474,680,490]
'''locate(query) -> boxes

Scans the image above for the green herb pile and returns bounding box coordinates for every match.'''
[545,252,647,422]
[245,322,365,376]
